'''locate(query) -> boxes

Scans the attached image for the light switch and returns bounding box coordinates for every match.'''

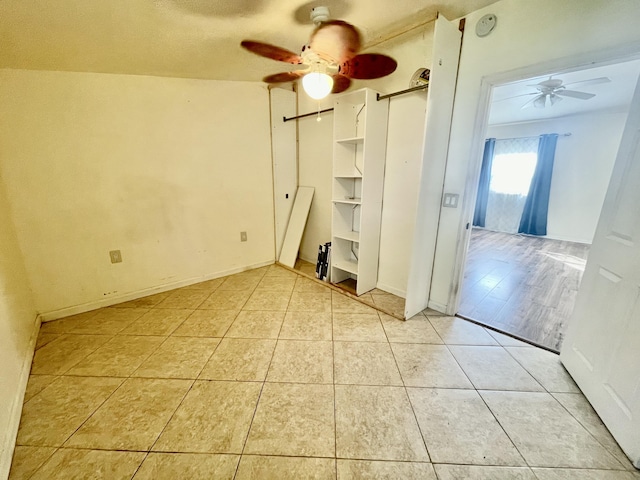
[443,193,459,208]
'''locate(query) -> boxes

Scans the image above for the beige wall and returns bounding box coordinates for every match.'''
[0,70,275,316]
[297,23,435,296]
[431,0,640,311]
[0,176,37,478]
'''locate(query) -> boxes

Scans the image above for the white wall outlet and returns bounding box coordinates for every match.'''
[240,231,247,242]
[109,250,122,263]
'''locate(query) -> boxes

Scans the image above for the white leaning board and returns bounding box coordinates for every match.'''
[278,186,314,267]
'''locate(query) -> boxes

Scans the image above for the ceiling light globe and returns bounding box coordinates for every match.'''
[302,72,333,100]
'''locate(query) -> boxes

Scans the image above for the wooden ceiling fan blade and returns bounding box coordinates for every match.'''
[331,74,351,94]
[556,89,596,100]
[241,40,303,64]
[341,54,397,80]
[262,71,305,83]
[563,77,611,88]
[309,20,362,64]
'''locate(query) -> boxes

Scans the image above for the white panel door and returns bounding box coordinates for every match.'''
[560,74,640,468]
[404,14,461,319]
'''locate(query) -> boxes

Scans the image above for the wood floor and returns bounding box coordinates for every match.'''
[458,228,590,352]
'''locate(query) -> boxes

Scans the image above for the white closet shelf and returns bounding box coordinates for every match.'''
[332,259,359,275]
[333,198,362,205]
[334,231,360,242]
[336,136,365,144]
[334,174,363,179]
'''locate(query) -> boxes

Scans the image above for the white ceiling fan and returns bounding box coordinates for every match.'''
[497,76,612,109]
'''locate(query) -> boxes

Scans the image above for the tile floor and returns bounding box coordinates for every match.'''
[10,264,639,479]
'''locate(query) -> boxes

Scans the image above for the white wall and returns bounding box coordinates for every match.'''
[0,176,38,479]
[0,70,275,317]
[431,0,640,312]
[487,111,627,244]
[297,24,434,296]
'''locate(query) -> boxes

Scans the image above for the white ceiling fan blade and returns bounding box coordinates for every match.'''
[563,77,611,88]
[521,94,543,109]
[556,89,596,100]
[493,92,538,102]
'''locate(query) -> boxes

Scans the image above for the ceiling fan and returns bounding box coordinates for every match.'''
[240,6,397,100]
[498,76,611,109]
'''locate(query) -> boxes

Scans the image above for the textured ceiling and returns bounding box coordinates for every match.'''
[0,0,499,81]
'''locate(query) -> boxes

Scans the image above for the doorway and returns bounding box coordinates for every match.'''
[457,59,640,351]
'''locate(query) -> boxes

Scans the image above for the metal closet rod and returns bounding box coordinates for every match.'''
[282,83,429,122]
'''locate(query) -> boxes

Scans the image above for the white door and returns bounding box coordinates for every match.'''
[560,74,640,468]
[404,13,461,318]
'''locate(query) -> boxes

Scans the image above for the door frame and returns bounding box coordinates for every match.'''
[447,45,640,319]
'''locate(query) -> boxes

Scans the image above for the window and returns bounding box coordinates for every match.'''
[489,137,539,196]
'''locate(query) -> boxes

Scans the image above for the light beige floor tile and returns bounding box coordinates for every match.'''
[199,290,252,310]
[35,333,61,350]
[182,277,226,292]
[423,308,445,317]
[244,383,335,457]
[17,376,123,446]
[407,388,525,466]
[293,276,331,293]
[38,311,99,334]
[264,265,298,278]
[391,344,473,388]
[449,345,544,391]
[434,465,537,480]
[225,310,285,338]
[334,341,402,386]
[333,313,387,342]
[8,446,56,480]
[255,275,296,292]
[154,380,261,453]
[199,338,276,381]
[172,309,238,337]
[279,311,332,340]
[133,337,220,379]
[505,347,580,393]
[337,460,436,479]
[31,334,112,375]
[133,453,239,479]
[380,312,443,344]
[66,378,191,451]
[23,375,57,403]
[120,308,192,336]
[531,468,640,480]
[428,316,498,345]
[335,385,429,462]
[235,456,336,480]
[332,291,378,314]
[553,392,635,470]
[371,293,405,316]
[66,335,164,377]
[480,390,623,469]
[243,290,291,311]
[155,289,210,309]
[218,274,261,291]
[486,329,532,347]
[30,448,145,480]
[69,307,150,334]
[287,291,332,312]
[114,292,170,308]
[266,340,333,383]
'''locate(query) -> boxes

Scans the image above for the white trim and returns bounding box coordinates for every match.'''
[0,314,40,480]
[39,260,274,322]
[427,299,448,314]
[375,282,406,299]
[449,44,640,317]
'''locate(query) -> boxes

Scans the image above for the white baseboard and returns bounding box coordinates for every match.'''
[39,260,274,322]
[427,299,448,314]
[374,282,406,299]
[0,314,40,480]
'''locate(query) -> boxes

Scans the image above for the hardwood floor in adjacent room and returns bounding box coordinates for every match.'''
[458,228,590,352]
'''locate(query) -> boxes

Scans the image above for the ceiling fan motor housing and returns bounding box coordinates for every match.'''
[311,6,330,25]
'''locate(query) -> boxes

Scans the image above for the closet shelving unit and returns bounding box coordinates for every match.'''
[331,88,389,296]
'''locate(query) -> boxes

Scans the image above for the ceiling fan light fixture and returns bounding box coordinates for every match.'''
[302,71,334,100]
[533,95,547,109]
[549,93,563,106]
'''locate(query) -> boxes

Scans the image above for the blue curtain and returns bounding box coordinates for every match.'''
[518,133,559,235]
[473,138,496,227]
